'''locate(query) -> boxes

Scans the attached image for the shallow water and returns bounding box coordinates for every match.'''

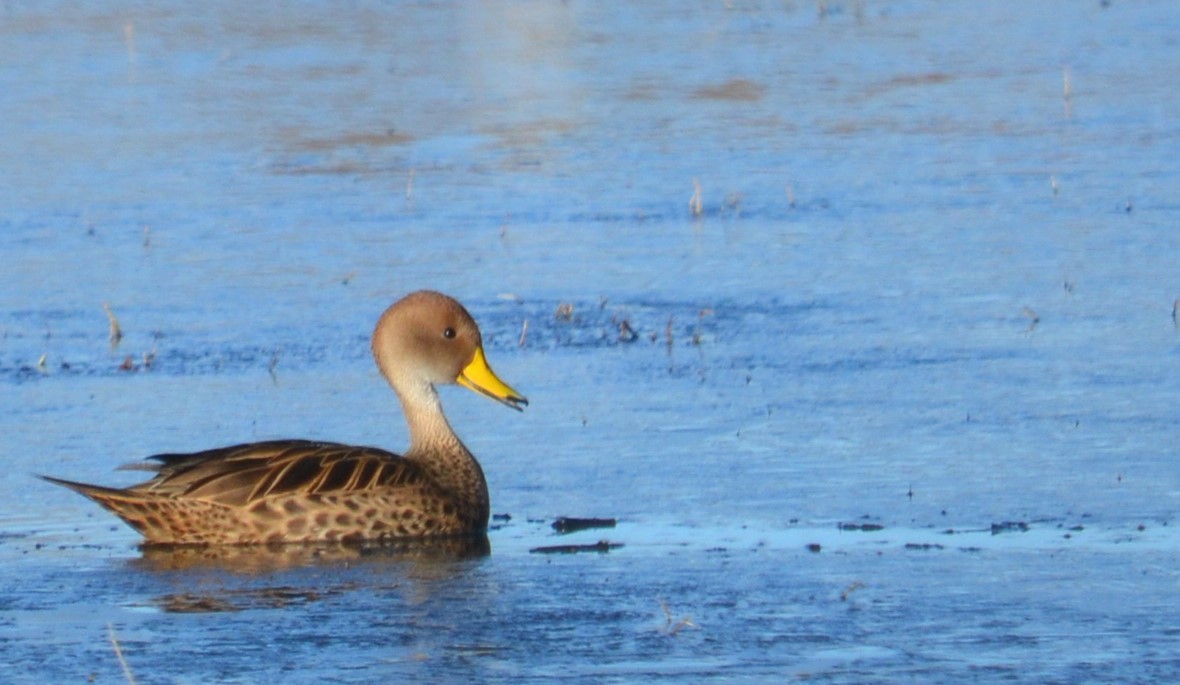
[3,1,1180,682]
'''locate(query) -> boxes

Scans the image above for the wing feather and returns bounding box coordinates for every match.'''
[128,440,426,506]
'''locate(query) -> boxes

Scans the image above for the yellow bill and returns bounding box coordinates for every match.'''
[457,347,528,411]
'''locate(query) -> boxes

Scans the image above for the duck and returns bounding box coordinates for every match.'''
[41,290,527,546]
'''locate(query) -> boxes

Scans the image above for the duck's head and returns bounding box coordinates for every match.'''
[373,291,527,411]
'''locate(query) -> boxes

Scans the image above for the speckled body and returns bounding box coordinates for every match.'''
[45,440,490,545]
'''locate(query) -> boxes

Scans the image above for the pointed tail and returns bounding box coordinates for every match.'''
[39,474,132,501]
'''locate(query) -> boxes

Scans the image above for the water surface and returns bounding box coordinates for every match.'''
[2,1,1179,682]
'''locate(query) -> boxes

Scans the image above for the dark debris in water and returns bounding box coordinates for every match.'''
[552,517,617,534]
[529,540,623,555]
[838,522,885,532]
[3,296,823,385]
[990,521,1031,535]
[3,342,333,384]
[488,513,513,531]
[486,296,820,356]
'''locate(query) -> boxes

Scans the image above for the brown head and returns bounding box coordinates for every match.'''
[372,291,527,411]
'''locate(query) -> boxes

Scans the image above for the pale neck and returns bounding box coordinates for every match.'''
[396,381,489,514]
[400,384,461,454]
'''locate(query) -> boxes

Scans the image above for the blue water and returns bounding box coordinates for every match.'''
[2,1,1179,682]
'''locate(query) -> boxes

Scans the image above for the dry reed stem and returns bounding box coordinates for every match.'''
[1062,64,1072,119]
[268,350,281,384]
[123,23,136,65]
[1023,306,1040,332]
[659,599,697,636]
[107,623,138,685]
[840,581,866,602]
[103,303,123,345]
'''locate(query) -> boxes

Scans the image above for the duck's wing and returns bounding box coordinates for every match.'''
[130,439,427,507]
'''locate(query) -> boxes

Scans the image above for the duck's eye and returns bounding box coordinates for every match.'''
[443,327,456,340]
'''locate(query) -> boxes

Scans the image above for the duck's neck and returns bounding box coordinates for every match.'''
[398,383,489,522]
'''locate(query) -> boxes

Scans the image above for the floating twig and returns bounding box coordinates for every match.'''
[529,540,622,555]
[552,517,616,534]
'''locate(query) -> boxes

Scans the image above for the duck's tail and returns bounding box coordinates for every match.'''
[39,474,128,501]
[40,475,172,542]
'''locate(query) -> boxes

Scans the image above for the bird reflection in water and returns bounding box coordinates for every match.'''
[131,535,490,613]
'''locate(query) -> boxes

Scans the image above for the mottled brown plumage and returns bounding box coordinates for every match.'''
[43,291,527,545]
